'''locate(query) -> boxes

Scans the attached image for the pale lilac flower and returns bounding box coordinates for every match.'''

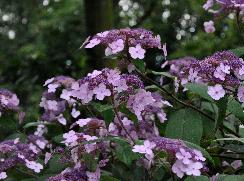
[207,84,225,100]
[238,86,244,103]
[193,150,206,161]
[76,118,91,127]
[83,135,98,153]
[132,140,156,160]
[129,44,146,59]
[96,31,109,38]
[106,69,121,85]
[86,168,101,181]
[47,83,59,93]
[87,70,102,78]
[162,43,167,58]
[46,100,58,111]
[71,108,80,118]
[122,117,133,126]
[188,68,199,82]
[203,0,214,10]
[231,160,242,170]
[127,63,136,73]
[85,38,101,48]
[44,77,54,86]
[45,152,52,164]
[25,160,43,173]
[63,130,78,146]
[72,83,94,104]
[36,139,47,149]
[115,79,128,93]
[204,21,215,33]
[220,63,230,74]
[108,39,124,54]
[214,67,226,81]
[176,148,192,164]
[93,83,111,100]
[57,114,67,125]
[157,112,167,123]
[60,89,72,101]
[0,172,7,180]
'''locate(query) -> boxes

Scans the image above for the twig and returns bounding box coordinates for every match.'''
[110,90,135,144]
[135,70,240,137]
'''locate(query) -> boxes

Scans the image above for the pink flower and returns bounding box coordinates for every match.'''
[85,38,101,48]
[203,0,214,10]
[219,63,230,74]
[63,130,78,146]
[57,114,67,125]
[86,168,101,181]
[43,77,54,86]
[76,118,91,127]
[176,148,192,164]
[231,160,242,170]
[0,172,7,180]
[207,84,225,100]
[114,79,128,93]
[72,83,94,104]
[25,160,43,173]
[132,140,156,160]
[238,86,244,103]
[204,21,215,33]
[93,83,111,100]
[87,70,102,78]
[47,83,59,93]
[129,44,146,59]
[96,31,109,38]
[71,108,80,118]
[106,69,121,85]
[107,39,124,54]
[44,152,52,164]
[214,67,226,81]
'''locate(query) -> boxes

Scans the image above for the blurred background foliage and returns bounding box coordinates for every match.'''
[0,0,243,122]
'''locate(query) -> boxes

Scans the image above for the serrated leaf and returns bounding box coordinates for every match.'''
[215,97,228,129]
[230,47,244,57]
[150,70,175,79]
[133,59,145,72]
[227,98,244,122]
[90,102,113,112]
[184,176,209,181]
[185,83,213,102]
[113,139,139,166]
[216,175,244,181]
[165,109,203,145]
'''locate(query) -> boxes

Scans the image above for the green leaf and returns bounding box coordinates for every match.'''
[216,175,244,181]
[215,97,228,129]
[133,59,145,72]
[184,141,215,165]
[83,153,98,172]
[184,176,209,181]
[185,83,213,102]
[102,109,115,126]
[113,139,139,166]
[101,175,120,181]
[165,109,203,145]
[150,70,175,79]
[230,47,244,57]
[227,98,244,122]
[90,102,113,112]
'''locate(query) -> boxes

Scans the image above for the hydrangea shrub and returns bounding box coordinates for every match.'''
[1,6,244,180]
